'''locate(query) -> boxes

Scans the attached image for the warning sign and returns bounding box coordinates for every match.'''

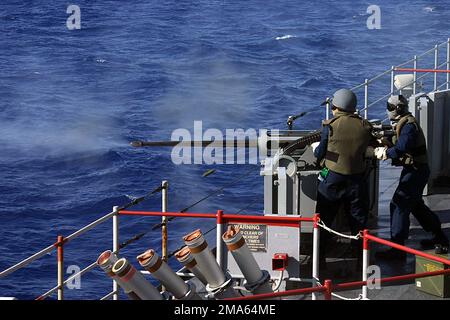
[233,224,267,252]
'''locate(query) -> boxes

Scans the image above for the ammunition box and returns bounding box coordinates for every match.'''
[415,251,450,298]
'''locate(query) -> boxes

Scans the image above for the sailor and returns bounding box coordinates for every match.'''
[312,89,375,263]
[374,95,449,260]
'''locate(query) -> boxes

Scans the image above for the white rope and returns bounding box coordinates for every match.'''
[312,276,321,285]
[315,281,364,300]
[331,292,363,300]
[271,270,284,292]
[233,286,251,293]
[317,220,361,240]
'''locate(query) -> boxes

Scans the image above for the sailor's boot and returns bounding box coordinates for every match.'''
[420,231,449,254]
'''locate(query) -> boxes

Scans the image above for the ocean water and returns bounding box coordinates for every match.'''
[1,0,449,299]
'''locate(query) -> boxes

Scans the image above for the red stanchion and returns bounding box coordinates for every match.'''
[323,280,332,300]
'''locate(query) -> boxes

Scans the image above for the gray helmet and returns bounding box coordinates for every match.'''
[331,89,357,112]
[387,95,408,120]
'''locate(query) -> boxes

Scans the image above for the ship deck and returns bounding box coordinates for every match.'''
[184,161,450,300]
[318,161,450,300]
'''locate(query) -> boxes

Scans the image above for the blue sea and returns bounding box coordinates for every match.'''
[1,0,449,299]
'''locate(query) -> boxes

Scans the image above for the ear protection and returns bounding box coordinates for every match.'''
[387,95,408,115]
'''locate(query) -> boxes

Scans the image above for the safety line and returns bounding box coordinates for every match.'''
[317,220,361,240]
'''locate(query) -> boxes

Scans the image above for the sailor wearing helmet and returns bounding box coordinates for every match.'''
[374,95,449,260]
[312,89,375,266]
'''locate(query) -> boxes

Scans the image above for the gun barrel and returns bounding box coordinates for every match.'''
[130,140,258,148]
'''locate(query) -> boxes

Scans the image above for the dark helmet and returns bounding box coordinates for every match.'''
[387,95,408,120]
[331,89,357,112]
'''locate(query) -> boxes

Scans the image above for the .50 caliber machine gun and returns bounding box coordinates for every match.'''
[369,119,395,147]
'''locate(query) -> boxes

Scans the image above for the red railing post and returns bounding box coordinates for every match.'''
[323,279,332,300]
[216,210,225,269]
[112,206,119,300]
[362,229,370,299]
[56,235,64,300]
[312,214,320,300]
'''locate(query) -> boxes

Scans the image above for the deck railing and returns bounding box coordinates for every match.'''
[1,178,450,300]
[0,184,166,300]
[325,38,450,120]
[226,229,450,300]
[0,181,322,300]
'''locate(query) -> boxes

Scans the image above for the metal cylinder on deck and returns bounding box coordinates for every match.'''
[112,258,163,300]
[183,229,226,287]
[97,250,141,300]
[175,246,208,286]
[183,229,238,298]
[222,226,272,295]
[137,249,200,300]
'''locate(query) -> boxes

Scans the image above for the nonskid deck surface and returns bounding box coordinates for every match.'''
[318,162,450,300]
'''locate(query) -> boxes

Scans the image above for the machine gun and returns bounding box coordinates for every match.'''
[130,130,322,157]
[130,139,255,148]
[369,119,395,147]
[130,124,378,226]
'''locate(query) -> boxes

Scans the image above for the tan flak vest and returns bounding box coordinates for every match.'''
[392,113,428,165]
[322,111,373,175]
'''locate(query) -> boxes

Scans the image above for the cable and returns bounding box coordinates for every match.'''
[176,167,255,215]
[118,185,164,211]
[167,182,259,258]
[166,211,220,258]
[282,130,322,156]
[120,167,255,251]
[167,225,218,259]
[117,185,166,249]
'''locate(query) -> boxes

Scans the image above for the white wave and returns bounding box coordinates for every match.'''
[96,58,107,63]
[353,12,370,18]
[424,6,435,12]
[275,35,297,41]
